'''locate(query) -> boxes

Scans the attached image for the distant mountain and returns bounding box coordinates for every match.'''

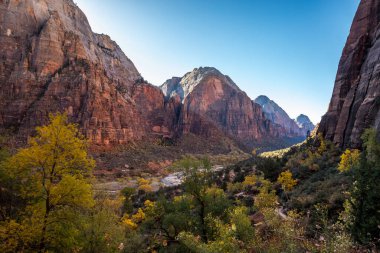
[254,95,311,137]
[296,114,315,136]
[161,67,287,149]
[319,0,380,148]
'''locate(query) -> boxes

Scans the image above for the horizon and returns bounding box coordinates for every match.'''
[74,0,360,124]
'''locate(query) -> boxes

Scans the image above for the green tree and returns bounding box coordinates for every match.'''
[178,206,254,253]
[126,157,234,252]
[180,157,214,243]
[79,194,125,253]
[349,128,380,246]
[1,113,95,252]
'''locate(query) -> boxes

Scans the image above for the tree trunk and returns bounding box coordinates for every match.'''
[38,194,50,253]
[200,199,207,243]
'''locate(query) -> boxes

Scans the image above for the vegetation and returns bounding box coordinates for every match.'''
[0,114,120,252]
[345,129,380,247]
[1,114,379,252]
[277,170,297,192]
[338,149,360,173]
[120,158,309,252]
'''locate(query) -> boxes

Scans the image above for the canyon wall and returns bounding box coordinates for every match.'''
[319,0,380,148]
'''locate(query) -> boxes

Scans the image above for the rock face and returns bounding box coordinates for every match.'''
[0,0,177,145]
[161,68,292,148]
[0,0,309,151]
[295,114,315,136]
[254,95,308,137]
[318,0,380,148]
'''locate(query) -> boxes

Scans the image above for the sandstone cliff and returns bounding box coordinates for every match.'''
[0,0,177,145]
[318,0,380,148]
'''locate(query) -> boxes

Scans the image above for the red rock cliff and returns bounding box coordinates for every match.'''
[0,0,175,145]
[318,0,380,148]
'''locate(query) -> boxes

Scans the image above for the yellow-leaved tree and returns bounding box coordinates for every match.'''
[0,113,95,252]
[338,149,361,172]
[277,170,297,192]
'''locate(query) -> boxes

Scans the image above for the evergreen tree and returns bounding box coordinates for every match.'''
[349,129,380,246]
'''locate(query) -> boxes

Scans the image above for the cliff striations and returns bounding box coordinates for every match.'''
[0,0,177,145]
[318,0,380,148]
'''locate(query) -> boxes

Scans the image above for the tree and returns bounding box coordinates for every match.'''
[349,128,380,246]
[180,157,214,243]
[79,194,125,253]
[277,170,297,192]
[137,178,153,192]
[0,135,15,221]
[124,157,235,252]
[243,175,258,187]
[1,113,95,252]
[178,206,254,253]
[338,149,360,172]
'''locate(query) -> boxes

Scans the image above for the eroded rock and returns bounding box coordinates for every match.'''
[319,0,380,148]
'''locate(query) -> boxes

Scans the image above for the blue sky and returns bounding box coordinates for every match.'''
[74,0,359,123]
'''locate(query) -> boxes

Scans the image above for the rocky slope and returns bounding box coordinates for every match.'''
[318,0,380,148]
[254,95,309,137]
[0,0,178,145]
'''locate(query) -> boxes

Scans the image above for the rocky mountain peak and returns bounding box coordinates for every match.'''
[296,114,312,125]
[254,95,271,106]
[254,96,287,118]
[296,114,315,134]
[161,66,240,102]
[254,95,306,137]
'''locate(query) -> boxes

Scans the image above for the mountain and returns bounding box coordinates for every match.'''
[0,0,309,153]
[0,0,178,145]
[161,68,311,149]
[254,95,308,137]
[161,67,241,102]
[295,114,315,136]
[318,0,380,148]
[161,67,287,149]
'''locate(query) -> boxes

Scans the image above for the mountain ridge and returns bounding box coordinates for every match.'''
[0,0,312,153]
[254,95,313,137]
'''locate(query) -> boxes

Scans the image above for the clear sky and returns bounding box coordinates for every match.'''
[74,0,359,124]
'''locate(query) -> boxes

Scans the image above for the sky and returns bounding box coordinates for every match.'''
[74,0,360,124]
